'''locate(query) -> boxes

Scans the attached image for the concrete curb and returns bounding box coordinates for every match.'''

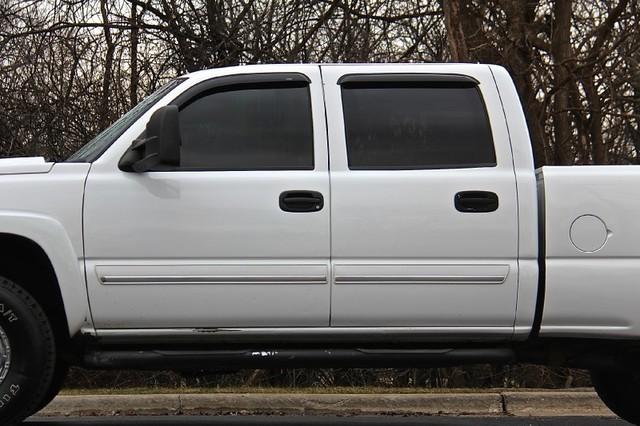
[37,391,615,417]
[503,391,612,417]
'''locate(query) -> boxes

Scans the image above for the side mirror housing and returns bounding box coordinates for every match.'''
[119,105,181,172]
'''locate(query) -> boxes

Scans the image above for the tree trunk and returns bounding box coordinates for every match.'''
[442,0,469,62]
[630,62,640,164]
[129,2,139,107]
[100,0,115,129]
[502,0,547,166]
[550,0,574,165]
[582,74,606,164]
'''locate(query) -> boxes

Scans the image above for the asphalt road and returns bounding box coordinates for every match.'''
[25,416,631,426]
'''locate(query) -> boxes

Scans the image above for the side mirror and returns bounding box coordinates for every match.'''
[119,105,181,172]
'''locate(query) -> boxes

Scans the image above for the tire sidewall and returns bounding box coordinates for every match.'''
[0,281,55,423]
[592,369,640,425]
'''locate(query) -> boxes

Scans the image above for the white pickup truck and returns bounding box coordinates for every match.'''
[1,63,639,424]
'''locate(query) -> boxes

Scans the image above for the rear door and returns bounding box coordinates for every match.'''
[322,65,519,337]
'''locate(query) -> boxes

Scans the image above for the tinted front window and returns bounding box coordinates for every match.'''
[178,83,313,170]
[341,83,496,170]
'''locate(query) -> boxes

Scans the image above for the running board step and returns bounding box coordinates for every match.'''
[83,348,514,371]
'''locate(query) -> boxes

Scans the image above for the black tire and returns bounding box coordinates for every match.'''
[592,369,640,425]
[0,277,56,425]
[36,361,68,412]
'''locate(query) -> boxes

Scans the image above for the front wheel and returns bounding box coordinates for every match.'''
[0,277,57,425]
[592,369,640,425]
[36,361,68,412]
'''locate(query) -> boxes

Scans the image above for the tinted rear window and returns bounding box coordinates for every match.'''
[341,83,496,170]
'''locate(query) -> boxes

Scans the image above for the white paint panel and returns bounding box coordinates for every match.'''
[87,260,329,328]
[542,258,637,336]
[0,157,53,175]
[0,163,91,335]
[84,65,331,329]
[540,166,640,337]
[84,171,330,260]
[331,261,517,327]
[322,64,520,330]
[489,65,539,337]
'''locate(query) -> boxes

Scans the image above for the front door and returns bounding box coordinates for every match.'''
[83,66,331,329]
[322,65,519,337]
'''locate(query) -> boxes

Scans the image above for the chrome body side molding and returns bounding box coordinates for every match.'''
[100,275,328,285]
[334,275,507,285]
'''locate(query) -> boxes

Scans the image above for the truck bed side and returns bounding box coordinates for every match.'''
[539,165,640,338]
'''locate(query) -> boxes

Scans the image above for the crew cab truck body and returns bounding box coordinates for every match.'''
[1,63,639,424]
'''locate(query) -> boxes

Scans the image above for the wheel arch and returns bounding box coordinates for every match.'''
[0,212,89,343]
